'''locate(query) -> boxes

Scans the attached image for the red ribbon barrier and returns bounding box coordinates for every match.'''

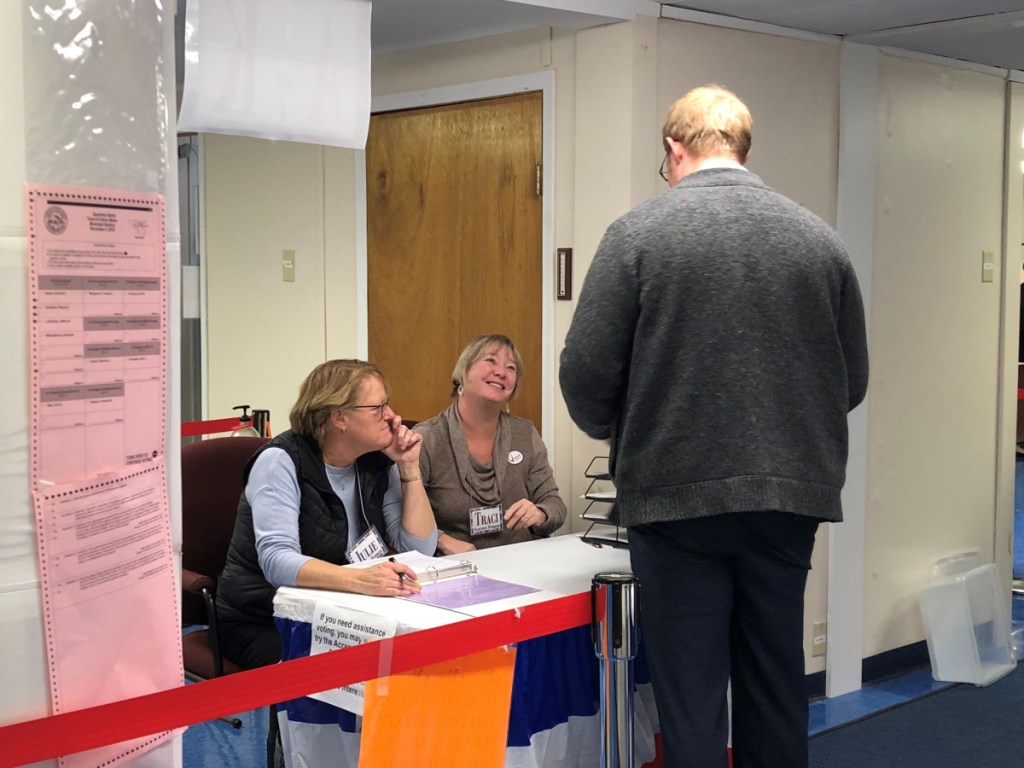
[180,418,249,437]
[0,592,591,768]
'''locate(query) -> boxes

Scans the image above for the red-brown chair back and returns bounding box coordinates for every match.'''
[180,435,268,625]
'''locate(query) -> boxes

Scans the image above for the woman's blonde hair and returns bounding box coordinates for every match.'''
[289,359,388,445]
[663,84,752,162]
[450,334,524,399]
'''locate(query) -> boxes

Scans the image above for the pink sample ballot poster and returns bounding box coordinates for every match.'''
[25,186,180,767]
[27,185,166,488]
[32,464,182,767]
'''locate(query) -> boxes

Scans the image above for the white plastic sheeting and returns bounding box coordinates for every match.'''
[3,2,180,766]
[22,1,173,194]
[177,0,372,149]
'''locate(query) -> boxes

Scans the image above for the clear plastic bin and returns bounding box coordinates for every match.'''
[919,561,1016,686]
[1011,621,1024,661]
[930,551,979,580]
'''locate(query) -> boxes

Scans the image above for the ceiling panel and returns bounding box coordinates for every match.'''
[371,0,632,52]
[364,0,1024,72]
[854,20,1024,71]
[663,0,1024,72]
[662,0,1024,36]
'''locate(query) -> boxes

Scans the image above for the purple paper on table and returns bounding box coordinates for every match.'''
[404,573,539,610]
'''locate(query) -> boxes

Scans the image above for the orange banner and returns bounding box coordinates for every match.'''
[360,646,517,768]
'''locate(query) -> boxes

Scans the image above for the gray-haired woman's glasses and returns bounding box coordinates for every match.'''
[349,401,389,419]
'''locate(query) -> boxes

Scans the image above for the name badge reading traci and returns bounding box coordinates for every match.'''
[346,525,388,562]
[469,504,504,536]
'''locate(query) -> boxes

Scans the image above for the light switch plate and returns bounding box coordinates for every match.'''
[981,250,994,283]
[283,249,296,282]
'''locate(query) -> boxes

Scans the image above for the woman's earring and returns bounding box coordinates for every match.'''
[457,384,464,397]
[505,402,511,414]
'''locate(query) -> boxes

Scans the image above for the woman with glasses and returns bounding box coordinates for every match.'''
[414,334,566,554]
[216,359,438,670]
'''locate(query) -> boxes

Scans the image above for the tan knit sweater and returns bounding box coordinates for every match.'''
[413,402,566,549]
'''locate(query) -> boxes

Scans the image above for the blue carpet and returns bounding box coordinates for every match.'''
[181,682,269,767]
[809,666,953,735]
[809,663,1024,768]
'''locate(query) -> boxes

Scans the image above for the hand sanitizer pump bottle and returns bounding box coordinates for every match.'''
[231,404,261,437]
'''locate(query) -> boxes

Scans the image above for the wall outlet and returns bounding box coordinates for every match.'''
[812,621,827,657]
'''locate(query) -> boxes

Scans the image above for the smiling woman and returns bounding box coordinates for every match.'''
[413,335,567,554]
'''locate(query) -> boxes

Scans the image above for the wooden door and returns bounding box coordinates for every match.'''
[367,92,543,429]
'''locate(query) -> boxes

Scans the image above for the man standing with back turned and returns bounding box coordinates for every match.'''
[559,85,868,768]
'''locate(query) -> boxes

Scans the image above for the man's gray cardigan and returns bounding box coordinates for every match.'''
[559,168,868,525]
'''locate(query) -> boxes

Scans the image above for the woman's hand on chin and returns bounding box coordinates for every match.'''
[382,415,422,465]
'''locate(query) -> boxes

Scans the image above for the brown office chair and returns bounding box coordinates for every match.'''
[180,435,269,726]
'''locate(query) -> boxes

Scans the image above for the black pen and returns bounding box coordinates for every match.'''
[388,556,407,584]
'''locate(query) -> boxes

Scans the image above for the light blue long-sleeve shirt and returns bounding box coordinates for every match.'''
[247,447,437,586]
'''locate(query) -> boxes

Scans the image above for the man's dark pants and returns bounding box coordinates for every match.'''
[630,511,820,768]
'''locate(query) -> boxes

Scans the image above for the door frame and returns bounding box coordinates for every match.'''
[354,72,556,446]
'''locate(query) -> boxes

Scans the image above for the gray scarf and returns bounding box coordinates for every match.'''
[443,400,511,507]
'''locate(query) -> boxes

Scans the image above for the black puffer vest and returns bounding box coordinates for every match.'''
[215,430,392,628]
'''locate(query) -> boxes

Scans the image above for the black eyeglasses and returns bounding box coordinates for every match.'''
[349,401,389,419]
[659,137,673,182]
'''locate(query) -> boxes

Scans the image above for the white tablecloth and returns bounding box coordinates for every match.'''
[272,534,659,768]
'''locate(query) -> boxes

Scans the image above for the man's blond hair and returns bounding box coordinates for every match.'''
[663,84,752,162]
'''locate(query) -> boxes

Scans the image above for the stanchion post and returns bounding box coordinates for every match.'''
[591,571,638,768]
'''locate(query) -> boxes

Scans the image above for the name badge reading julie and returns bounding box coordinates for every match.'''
[469,504,503,536]
[346,525,388,563]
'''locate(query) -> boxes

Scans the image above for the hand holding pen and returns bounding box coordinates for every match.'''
[344,558,420,596]
[388,556,421,593]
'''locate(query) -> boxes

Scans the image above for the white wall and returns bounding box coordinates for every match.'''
[656,21,840,222]
[203,136,330,430]
[324,147,361,362]
[866,55,1008,655]
[570,17,659,536]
